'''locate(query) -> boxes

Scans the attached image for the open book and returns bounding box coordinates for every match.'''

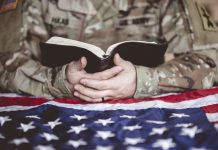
[40,36,168,73]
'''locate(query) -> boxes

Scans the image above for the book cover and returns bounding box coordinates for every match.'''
[40,37,168,73]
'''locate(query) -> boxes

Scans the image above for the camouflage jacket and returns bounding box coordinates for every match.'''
[0,0,218,98]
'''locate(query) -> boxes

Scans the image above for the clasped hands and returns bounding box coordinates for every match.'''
[65,54,137,102]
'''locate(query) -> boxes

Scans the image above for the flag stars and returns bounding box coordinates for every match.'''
[9,138,29,146]
[67,124,87,134]
[95,145,113,150]
[146,120,166,125]
[26,115,40,120]
[18,121,35,132]
[44,118,62,129]
[96,131,115,140]
[0,116,12,126]
[120,115,136,119]
[40,133,59,141]
[126,146,146,150]
[0,133,5,139]
[180,126,202,138]
[124,137,145,145]
[170,113,190,118]
[149,127,168,136]
[123,125,142,131]
[34,145,55,150]
[95,118,114,126]
[67,139,87,148]
[175,123,193,128]
[70,115,88,121]
[152,138,176,150]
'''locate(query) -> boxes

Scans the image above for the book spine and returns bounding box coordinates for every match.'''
[99,55,114,71]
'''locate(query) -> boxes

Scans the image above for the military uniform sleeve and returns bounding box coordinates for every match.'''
[0,0,72,98]
[134,50,217,98]
[0,54,72,98]
[134,0,218,98]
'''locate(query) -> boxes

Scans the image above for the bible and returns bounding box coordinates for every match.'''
[40,36,168,73]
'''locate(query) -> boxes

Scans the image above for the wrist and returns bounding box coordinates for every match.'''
[55,64,73,97]
[133,65,159,98]
[130,66,137,97]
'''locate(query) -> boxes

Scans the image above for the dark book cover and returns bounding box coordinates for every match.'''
[40,37,168,73]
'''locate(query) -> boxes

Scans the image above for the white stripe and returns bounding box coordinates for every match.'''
[206,113,218,122]
[0,93,218,112]
[214,124,218,132]
[0,93,22,97]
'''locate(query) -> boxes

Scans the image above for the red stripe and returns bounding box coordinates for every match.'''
[211,121,218,124]
[0,87,218,106]
[0,97,49,106]
[203,104,218,113]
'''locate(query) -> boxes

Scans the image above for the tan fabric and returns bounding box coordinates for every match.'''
[183,0,218,51]
[1,0,218,98]
[0,0,72,98]
[134,50,218,98]
[0,0,22,53]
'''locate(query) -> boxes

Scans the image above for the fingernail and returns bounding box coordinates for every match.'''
[116,53,120,59]
[74,85,79,90]
[74,92,79,97]
[80,79,86,84]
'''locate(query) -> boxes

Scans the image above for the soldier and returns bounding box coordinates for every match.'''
[0,0,123,98]
[71,0,218,102]
[0,0,218,101]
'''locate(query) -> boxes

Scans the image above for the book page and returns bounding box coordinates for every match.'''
[46,36,105,58]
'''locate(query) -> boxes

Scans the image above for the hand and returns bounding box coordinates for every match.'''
[65,57,123,94]
[74,54,137,102]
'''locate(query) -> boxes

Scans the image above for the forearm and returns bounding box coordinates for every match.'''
[0,58,72,98]
[134,50,218,98]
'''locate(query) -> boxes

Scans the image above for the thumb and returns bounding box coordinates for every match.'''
[114,53,125,66]
[69,57,87,71]
[80,56,87,69]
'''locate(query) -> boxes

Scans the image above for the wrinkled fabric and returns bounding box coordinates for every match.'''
[0,0,218,98]
[134,50,218,98]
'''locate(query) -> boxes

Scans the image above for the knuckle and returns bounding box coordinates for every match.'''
[77,85,83,91]
[87,91,96,98]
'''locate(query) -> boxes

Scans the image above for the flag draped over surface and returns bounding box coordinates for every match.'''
[0,88,218,150]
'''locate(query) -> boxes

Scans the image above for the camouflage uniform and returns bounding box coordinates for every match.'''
[134,0,218,98]
[0,0,218,98]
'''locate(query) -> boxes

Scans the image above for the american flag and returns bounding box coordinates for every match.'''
[0,87,218,150]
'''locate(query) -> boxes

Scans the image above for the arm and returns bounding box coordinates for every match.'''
[0,0,123,98]
[0,52,71,98]
[64,0,218,101]
[0,54,123,98]
[0,0,70,98]
[134,50,217,98]
[74,50,217,101]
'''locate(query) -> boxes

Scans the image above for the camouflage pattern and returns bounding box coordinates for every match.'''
[0,0,218,98]
[134,50,218,98]
[133,0,218,98]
